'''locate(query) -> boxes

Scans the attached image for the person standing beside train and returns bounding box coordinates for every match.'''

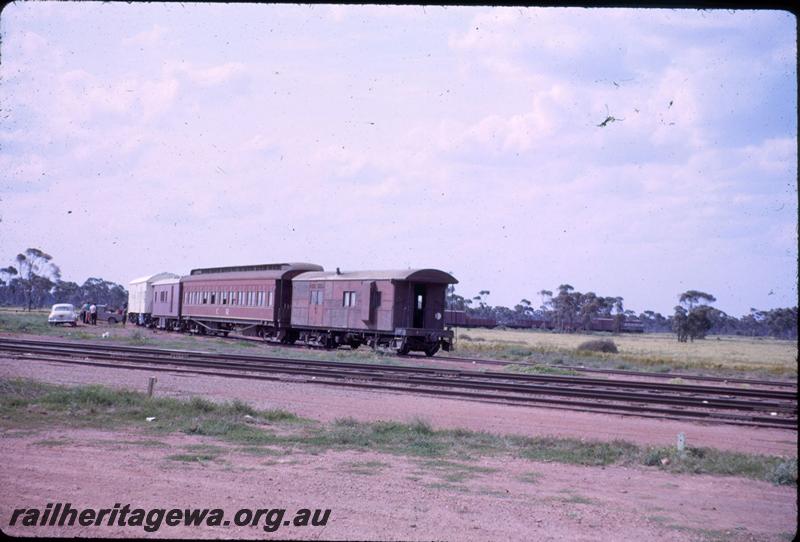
[82,302,91,324]
[89,303,97,325]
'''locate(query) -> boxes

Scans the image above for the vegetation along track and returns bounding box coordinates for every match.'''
[0,337,796,430]
[422,353,798,388]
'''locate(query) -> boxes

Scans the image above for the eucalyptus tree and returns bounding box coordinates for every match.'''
[15,248,61,311]
[673,290,717,341]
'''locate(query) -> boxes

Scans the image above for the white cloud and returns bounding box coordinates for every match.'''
[122,24,166,47]
[180,62,247,87]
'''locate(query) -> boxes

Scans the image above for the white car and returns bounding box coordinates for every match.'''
[48,304,78,326]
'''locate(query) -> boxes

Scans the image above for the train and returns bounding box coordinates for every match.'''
[128,263,458,356]
[444,310,645,333]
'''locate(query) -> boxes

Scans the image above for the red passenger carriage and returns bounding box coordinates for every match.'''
[176,263,322,339]
[144,263,457,355]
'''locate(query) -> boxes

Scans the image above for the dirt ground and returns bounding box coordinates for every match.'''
[0,346,797,540]
[1,428,796,541]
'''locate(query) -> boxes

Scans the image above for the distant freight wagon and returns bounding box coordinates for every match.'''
[443,310,644,333]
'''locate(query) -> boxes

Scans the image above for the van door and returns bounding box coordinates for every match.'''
[412,284,426,328]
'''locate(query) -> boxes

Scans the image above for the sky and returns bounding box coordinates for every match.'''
[0,4,796,317]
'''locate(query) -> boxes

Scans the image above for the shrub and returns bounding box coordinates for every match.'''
[577,339,618,353]
[768,459,798,485]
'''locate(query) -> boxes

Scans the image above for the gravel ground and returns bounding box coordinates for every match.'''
[1,428,796,540]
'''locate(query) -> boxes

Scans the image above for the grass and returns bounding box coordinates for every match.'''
[560,494,597,505]
[577,339,618,353]
[504,364,580,376]
[515,471,541,484]
[342,460,389,475]
[0,378,302,444]
[415,458,498,482]
[32,437,72,447]
[454,327,797,376]
[0,309,58,335]
[166,452,220,463]
[2,378,796,486]
[115,439,169,448]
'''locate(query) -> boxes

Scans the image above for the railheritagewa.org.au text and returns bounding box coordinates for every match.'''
[9,503,331,533]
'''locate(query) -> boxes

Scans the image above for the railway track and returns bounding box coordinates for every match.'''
[0,337,796,430]
[206,329,796,389]
[419,353,797,388]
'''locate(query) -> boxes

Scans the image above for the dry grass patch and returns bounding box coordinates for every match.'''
[455,328,797,375]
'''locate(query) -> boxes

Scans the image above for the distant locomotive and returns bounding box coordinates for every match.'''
[131,263,457,356]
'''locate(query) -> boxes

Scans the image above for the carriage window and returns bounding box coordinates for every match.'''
[268,290,274,307]
[202,292,208,304]
[343,291,356,307]
[210,292,216,304]
[416,294,423,310]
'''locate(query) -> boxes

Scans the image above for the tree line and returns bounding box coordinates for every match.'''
[446,284,797,340]
[0,248,128,310]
